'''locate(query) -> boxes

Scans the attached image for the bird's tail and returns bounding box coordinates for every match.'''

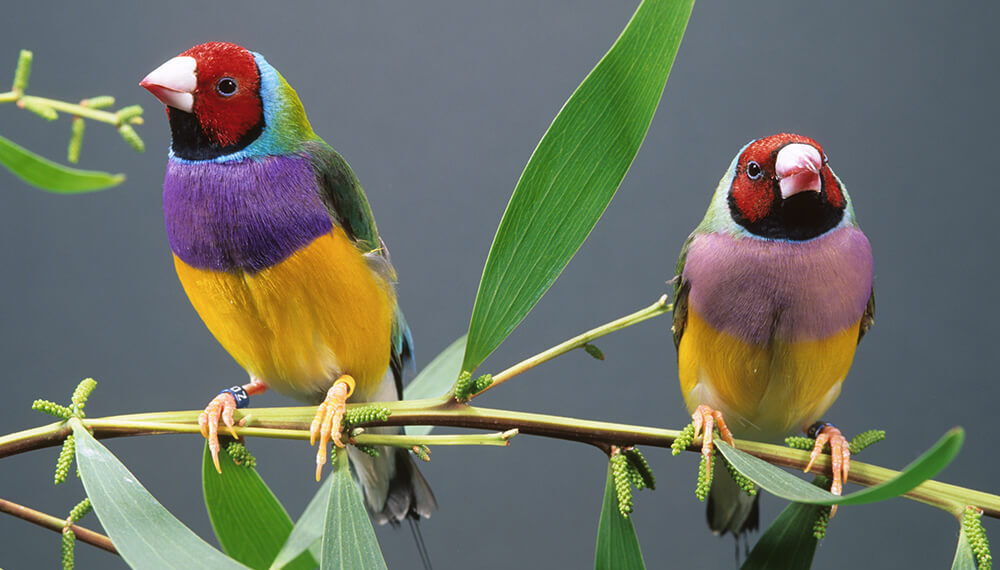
[346,428,437,525]
[706,459,759,537]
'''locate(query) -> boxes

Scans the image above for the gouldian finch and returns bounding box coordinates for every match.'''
[140,42,436,524]
[672,133,874,535]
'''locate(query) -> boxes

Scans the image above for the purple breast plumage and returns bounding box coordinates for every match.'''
[682,227,873,345]
[163,155,332,273]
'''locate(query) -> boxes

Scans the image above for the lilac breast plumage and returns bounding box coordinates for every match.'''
[163,155,332,272]
[682,227,873,345]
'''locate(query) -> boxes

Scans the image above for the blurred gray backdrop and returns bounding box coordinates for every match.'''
[2,1,998,568]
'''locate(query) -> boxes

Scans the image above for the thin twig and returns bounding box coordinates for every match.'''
[0,497,117,555]
[472,295,672,398]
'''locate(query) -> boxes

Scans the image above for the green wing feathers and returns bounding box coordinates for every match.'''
[307,140,415,395]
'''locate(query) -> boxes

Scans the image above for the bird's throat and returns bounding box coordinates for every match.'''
[168,108,264,161]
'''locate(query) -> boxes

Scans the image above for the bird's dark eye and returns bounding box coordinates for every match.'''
[746,161,763,180]
[216,78,238,96]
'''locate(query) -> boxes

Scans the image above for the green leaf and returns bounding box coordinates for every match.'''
[0,133,124,192]
[595,463,645,570]
[202,443,317,570]
[320,447,387,570]
[741,502,822,570]
[404,335,466,402]
[270,475,334,570]
[70,420,247,569]
[461,0,694,372]
[951,523,979,570]
[715,427,964,506]
[403,335,466,436]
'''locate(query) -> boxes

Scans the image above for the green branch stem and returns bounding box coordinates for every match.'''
[2,400,998,519]
[472,295,672,398]
[0,497,117,554]
[11,94,144,126]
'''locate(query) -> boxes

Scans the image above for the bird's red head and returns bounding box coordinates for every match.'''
[728,133,845,240]
[141,42,263,158]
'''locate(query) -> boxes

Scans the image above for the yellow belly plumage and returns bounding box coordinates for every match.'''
[678,306,861,440]
[173,226,393,402]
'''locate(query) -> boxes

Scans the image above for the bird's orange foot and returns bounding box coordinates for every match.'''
[199,378,268,473]
[310,375,356,481]
[691,404,735,475]
[803,421,850,516]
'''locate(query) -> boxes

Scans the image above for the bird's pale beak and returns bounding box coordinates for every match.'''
[775,143,823,199]
[140,56,197,113]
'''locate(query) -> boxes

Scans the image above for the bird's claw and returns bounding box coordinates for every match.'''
[804,423,850,517]
[311,375,356,481]
[199,392,239,474]
[691,404,735,475]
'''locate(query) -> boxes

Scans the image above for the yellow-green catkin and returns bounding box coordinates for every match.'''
[813,506,832,540]
[849,429,886,454]
[61,527,75,570]
[610,452,633,517]
[115,104,143,123]
[623,448,656,491]
[60,498,91,570]
[70,378,97,417]
[785,436,815,451]
[722,456,756,496]
[13,49,32,92]
[32,399,72,419]
[67,117,85,163]
[672,423,696,456]
[54,434,75,485]
[117,124,144,152]
[67,498,92,523]
[452,371,473,402]
[695,450,714,501]
[472,374,493,394]
[83,96,115,109]
[963,506,992,570]
[22,99,57,120]
[225,442,257,469]
[343,405,391,427]
[354,444,380,458]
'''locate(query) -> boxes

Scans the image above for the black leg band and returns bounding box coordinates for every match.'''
[218,385,250,409]
[807,421,835,438]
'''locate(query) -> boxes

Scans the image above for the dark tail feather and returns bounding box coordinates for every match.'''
[706,459,759,537]
[408,516,433,570]
[348,441,437,525]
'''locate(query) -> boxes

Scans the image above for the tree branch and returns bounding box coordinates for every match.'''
[0,497,117,555]
[3,399,998,519]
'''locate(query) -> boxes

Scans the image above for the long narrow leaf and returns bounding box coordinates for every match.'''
[71,420,247,569]
[202,443,316,570]
[404,335,467,402]
[461,0,694,372]
[715,428,963,506]
[594,464,645,570]
[740,502,823,570]
[320,447,387,570]
[404,335,466,436]
[270,474,334,570]
[951,524,979,570]
[0,133,124,192]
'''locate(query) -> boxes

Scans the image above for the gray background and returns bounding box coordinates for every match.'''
[2,1,997,568]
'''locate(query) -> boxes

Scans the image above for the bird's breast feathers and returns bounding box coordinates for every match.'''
[678,226,873,438]
[682,226,872,345]
[164,155,394,401]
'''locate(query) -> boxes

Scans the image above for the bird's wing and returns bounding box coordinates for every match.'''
[671,234,695,350]
[305,140,414,397]
[857,288,875,344]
